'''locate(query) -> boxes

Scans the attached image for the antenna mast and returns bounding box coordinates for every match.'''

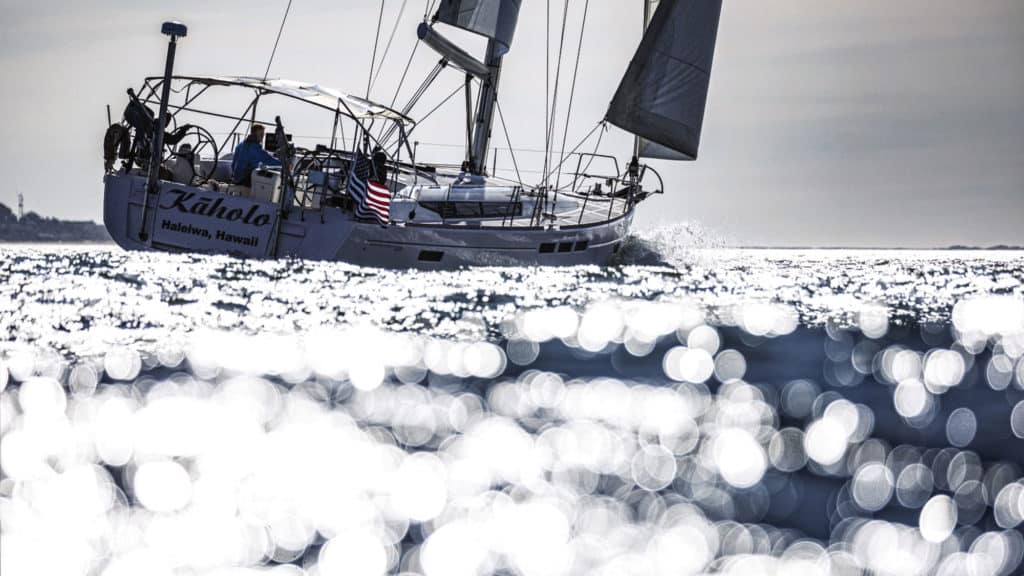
[17,190,24,220]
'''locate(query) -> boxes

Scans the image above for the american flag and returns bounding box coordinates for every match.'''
[347,152,390,225]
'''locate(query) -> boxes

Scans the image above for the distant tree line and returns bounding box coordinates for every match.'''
[0,203,110,242]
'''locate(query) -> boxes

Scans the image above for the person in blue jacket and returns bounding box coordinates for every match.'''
[231,124,280,186]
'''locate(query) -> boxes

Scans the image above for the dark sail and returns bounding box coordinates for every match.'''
[606,0,723,161]
[435,0,523,56]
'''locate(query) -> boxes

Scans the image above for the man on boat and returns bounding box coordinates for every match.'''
[231,124,280,186]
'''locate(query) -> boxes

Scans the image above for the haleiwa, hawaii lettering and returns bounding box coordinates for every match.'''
[158,220,259,247]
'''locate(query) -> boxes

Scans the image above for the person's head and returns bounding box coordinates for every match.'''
[248,124,265,144]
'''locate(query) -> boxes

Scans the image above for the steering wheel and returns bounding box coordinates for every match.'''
[167,125,220,184]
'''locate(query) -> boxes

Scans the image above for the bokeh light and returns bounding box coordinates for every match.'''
[2,263,1023,576]
[919,495,957,543]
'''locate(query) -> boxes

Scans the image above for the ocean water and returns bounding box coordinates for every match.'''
[1,230,1023,576]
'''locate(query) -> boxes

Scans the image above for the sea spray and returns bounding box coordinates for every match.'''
[615,221,731,267]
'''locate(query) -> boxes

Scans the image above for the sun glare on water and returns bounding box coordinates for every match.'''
[1,246,1023,575]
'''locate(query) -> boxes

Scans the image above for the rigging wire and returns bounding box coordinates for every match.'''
[377,0,437,141]
[541,122,609,194]
[208,130,566,158]
[543,0,550,188]
[405,83,464,138]
[575,122,608,184]
[405,61,447,116]
[259,0,294,293]
[365,139,569,155]
[541,0,570,191]
[542,120,604,186]
[380,59,447,143]
[262,0,295,81]
[369,0,410,94]
[424,0,439,19]
[376,39,422,143]
[495,99,525,190]
[387,37,421,109]
[366,0,386,99]
[553,0,589,193]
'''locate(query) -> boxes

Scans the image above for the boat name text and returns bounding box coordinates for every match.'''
[159,190,273,227]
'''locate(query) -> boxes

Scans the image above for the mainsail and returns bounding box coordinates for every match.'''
[435,0,523,56]
[606,0,723,161]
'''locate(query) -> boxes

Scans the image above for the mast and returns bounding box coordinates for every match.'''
[470,39,504,175]
[421,0,521,175]
[416,29,504,176]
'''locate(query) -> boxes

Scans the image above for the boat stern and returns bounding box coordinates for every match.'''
[103,173,150,252]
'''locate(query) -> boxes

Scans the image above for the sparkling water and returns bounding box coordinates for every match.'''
[1,235,1023,576]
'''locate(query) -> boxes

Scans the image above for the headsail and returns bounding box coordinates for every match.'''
[435,0,523,56]
[606,0,723,161]
[635,1,688,161]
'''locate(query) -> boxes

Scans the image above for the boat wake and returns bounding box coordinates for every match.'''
[615,221,731,267]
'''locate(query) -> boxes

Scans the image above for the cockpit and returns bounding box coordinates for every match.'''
[104,74,653,230]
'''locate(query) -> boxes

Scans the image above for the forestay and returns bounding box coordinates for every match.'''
[435,0,523,56]
[606,0,723,161]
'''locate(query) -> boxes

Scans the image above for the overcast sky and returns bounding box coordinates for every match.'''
[0,0,1021,247]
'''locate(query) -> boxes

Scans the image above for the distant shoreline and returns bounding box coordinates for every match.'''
[0,239,114,245]
[732,245,1024,251]
[0,202,110,244]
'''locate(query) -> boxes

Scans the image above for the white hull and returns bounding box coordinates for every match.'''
[104,175,632,268]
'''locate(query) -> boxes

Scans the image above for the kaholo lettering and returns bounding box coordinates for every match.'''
[158,190,273,227]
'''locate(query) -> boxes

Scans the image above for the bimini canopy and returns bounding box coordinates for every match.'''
[144,75,414,124]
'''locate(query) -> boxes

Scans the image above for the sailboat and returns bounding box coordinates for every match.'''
[101,1,723,268]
